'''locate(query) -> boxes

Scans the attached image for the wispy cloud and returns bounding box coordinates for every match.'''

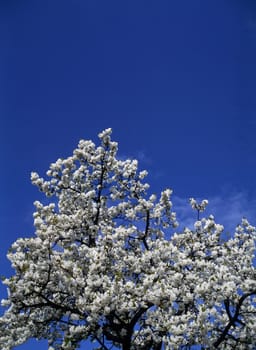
[136,151,152,165]
[172,190,256,233]
[207,191,256,231]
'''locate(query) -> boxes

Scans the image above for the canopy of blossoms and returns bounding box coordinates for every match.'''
[0,129,255,350]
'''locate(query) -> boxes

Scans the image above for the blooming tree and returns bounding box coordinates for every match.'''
[0,128,255,350]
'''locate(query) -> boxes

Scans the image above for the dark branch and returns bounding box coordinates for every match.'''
[214,290,256,348]
[142,210,150,250]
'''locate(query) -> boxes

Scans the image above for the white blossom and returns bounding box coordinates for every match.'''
[0,129,255,350]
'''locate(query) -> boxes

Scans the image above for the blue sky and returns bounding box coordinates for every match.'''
[1,0,256,349]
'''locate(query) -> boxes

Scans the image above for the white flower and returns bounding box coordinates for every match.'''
[1,129,255,350]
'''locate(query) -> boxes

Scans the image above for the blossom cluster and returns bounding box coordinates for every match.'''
[0,129,255,350]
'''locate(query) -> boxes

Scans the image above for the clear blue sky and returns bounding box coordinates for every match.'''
[1,1,256,349]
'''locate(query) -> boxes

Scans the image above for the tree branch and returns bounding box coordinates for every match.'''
[142,210,150,250]
[214,290,256,348]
